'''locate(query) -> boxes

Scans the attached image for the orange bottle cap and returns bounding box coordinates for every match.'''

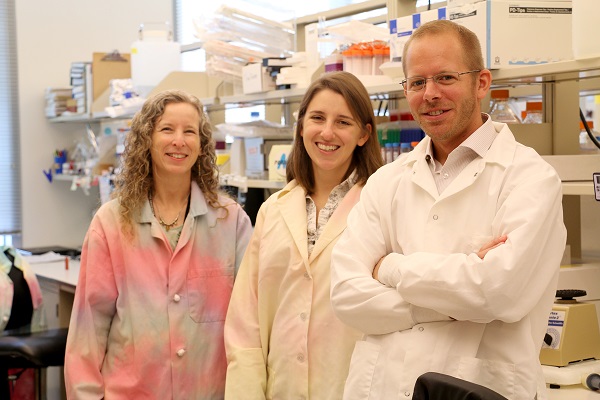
[491,89,510,99]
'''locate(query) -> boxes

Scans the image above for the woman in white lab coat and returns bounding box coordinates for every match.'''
[224,71,384,400]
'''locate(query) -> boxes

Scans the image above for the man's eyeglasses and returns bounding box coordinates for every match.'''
[401,70,481,92]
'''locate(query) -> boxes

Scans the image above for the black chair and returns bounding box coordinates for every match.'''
[1,248,69,399]
[0,328,69,399]
[413,372,508,400]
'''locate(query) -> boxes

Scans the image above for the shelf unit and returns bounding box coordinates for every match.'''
[46,58,600,191]
[200,57,600,260]
[220,174,285,192]
[45,1,599,256]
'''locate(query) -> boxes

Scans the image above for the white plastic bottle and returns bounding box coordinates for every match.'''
[579,121,600,154]
[522,101,543,124]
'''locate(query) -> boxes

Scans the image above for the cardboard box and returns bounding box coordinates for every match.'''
[389,8,447,62]
[389,1,572,69]
[448,0,567,5]
[244,137,293,179]
[242,63,276,94]
[268,144,292,181]
[229,138,246,177]
[448,0,572,68]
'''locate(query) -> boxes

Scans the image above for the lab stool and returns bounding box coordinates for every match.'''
[0,328,68,399]
[413,372,508,400]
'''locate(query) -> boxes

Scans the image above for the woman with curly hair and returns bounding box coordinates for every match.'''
[65,89,252,399]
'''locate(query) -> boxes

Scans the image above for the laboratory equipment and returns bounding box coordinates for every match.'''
[540,289,600,367]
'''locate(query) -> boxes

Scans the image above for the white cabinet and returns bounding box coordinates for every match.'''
[38,278,60,329]
[37,277,63,400]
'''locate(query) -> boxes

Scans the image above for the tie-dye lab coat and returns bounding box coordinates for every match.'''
[65,182,252,399]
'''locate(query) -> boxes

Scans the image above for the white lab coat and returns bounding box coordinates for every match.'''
[331,122,567,400]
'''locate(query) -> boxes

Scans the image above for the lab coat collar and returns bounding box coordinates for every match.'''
[276,180,310,267]
[309,183,361,263]
[403,139,439,198]
[485,121,518,168]
[139,181,208,222]
[276,179,362,266]
[402,121,515,167]
[139,181,209,241]
[403,123,517,199]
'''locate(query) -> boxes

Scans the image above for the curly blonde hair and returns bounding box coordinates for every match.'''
[112,89,223,239]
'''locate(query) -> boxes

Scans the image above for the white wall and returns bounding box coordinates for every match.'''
[15,0,172,248]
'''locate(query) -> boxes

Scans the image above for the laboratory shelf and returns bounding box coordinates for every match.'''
[219,174,285,192]
[561,182,595,196]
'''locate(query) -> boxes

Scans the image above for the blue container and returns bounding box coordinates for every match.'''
[54,151,67,174]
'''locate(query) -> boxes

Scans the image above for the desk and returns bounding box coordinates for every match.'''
[545,360,600,399]
[547,385,599,399]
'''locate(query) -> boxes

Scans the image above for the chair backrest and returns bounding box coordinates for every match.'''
[413,372,508,400]
[4,249,34,331]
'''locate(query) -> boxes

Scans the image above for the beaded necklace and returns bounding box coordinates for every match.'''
[148,192,189,231]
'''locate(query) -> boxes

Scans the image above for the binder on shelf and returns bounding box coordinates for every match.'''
[65,61,92,115]
[92,51,131,102]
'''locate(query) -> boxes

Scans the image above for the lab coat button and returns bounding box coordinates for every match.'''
[303,272,310,279]
[404,391,411,397]
[297,353,305,362]
[173,294,181,302]
[2,315,8,322]
[176,348,186,357]
[443,173,449,179]
[418,326,424,332]
[300,312,307,321]
[433,215,438,220]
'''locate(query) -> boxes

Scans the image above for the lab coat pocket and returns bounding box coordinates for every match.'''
[187,268,234,323]
[457,356,515,399]
[343,340,381,400]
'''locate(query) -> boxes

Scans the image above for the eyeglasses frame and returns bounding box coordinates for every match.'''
[401,70,482,92]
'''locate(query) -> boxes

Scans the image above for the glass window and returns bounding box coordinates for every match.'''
[174,0,381,123]
[0,0,22,246]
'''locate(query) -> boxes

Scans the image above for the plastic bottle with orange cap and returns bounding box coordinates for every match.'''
[488,89,521,124]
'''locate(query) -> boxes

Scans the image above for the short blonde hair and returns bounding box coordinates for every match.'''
[402,19,484,75]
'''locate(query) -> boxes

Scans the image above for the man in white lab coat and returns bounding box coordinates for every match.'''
[330,20,566,400]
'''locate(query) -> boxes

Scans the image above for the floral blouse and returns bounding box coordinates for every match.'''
[306,172,357,256]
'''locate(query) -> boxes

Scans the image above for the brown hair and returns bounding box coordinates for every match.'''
[286,71,383,193]
[113,89,222,238]
[402,19,484,74]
